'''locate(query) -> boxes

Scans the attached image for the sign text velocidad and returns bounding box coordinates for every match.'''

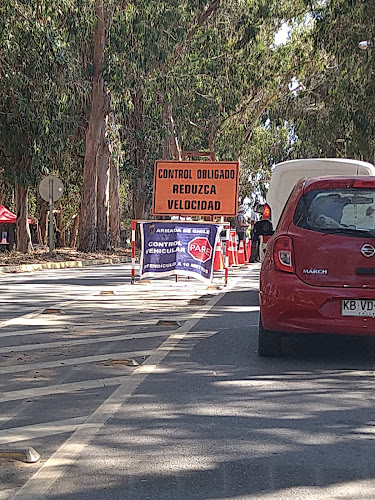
[153,161,239,216]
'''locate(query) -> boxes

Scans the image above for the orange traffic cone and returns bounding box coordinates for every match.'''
[213,241,224,271]
[227,239,236,266]
[238,240,246,265]
[247,239,252,262]
[228,230,239,266]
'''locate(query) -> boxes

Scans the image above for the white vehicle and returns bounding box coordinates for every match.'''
[260,158,375,260]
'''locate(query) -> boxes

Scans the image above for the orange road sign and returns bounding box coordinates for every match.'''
[152,160,239,216]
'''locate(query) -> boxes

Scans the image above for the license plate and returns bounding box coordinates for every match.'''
[342,299,375,317]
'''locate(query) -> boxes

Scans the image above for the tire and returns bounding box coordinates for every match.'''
[258,317,282,357]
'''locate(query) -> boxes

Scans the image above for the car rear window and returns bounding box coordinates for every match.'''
[293,188,375,237]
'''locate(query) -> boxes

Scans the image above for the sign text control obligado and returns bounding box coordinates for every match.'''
[152,161,239,216]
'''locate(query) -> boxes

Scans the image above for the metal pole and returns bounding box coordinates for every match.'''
[131,220,136,284]
[49,178,54,257]
[224,227,230,286]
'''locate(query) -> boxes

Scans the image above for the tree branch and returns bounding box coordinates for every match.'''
[244,80,290,142]
[172,0,221,67]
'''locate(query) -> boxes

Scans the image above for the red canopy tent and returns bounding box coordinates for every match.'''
[0,205,33,224]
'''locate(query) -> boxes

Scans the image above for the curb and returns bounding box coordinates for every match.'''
[0,257,129,275]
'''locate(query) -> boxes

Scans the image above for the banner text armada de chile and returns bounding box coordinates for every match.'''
[140,222,220,283]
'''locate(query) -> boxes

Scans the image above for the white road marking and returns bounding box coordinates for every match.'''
[0,321,162,339]
[214,305,259,312]
[0,376,126,403]
[0,312,46,330]
[0,298,81,330]
[0,417,89,444]
[0,350,154,375]
[0,327,74,339]
[0,330,182,353]
[8,268,250,500]
[0,290,218,334]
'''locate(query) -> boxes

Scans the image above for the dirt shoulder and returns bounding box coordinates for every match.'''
[0,247,132,267]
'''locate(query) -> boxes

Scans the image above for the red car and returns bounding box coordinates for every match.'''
[256,176,375,356]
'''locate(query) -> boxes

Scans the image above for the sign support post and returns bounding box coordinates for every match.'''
[39,175,64,257]
[48,178,54,257]
[131,220,136,284]
[224,227,230,286]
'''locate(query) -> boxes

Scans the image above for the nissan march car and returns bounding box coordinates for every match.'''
[259,158,375,261]
[257,176,375,356]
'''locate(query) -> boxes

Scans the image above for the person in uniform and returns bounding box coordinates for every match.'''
[236,204,249,260]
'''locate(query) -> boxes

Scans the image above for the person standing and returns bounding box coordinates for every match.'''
[236,205,249,259]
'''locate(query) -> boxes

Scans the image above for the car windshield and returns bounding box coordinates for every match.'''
[293,188,375,237]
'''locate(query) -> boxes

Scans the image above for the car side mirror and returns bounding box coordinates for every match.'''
[254,203,264,214]
[253,220,274,236]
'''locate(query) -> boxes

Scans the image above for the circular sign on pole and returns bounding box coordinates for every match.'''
[39,176,64,203]
[39,176,64,257]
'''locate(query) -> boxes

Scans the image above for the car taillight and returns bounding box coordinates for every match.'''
[273,236,294,273]
[263,203,271,219]
[352,180,375,188]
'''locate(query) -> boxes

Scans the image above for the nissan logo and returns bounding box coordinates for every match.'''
[361,244,375,257]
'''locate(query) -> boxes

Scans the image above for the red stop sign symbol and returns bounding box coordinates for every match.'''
[188,237,212,262]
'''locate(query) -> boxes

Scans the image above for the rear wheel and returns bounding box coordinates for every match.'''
[258,317,282,357]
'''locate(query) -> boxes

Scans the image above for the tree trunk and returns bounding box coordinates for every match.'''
[131,91,148,220]
[96,120,110,250]
[163,103,181,160]
[109,154,120,248]
[15,183,32,253]
[56,206,66,247]
[39,201,48,245]
[70,215,79,248]
[78,0,108,252]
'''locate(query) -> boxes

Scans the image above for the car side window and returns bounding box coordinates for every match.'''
[293,191,316,229]
[276,189,296,229]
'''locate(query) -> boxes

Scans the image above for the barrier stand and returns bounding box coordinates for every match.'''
[131,219,231,285]
[227,231,238,266]
[230,230,239,265]
[175,213,183,283]
[224,227,230,286]
[237,239,246,265]
[131,220,136,284]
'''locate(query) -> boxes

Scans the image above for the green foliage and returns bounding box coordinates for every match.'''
[277,0,375,163]
[106,0,319,211]
[0,0,93,188]
[4,0,375,237]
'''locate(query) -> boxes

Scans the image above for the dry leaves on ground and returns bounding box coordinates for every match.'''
[0,247,132,267]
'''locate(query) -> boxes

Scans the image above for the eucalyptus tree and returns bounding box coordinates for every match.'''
[108,0,313,220]
[78,0,108,252]
[78,0,126,252]
[164,0,320,199]
[0,0,92,252]
[275,0,375,162]
[107,1,224,222]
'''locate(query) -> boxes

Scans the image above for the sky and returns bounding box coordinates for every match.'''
[274,23,291,46]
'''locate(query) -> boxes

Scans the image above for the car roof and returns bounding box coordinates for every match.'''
[296,175,375,192]
[265,159,375,228]
[272,158,375,173]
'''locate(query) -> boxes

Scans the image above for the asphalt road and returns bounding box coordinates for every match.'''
[2,263,375,499]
